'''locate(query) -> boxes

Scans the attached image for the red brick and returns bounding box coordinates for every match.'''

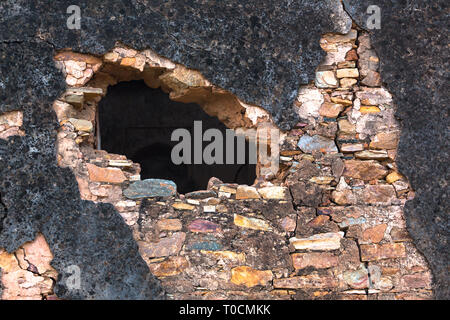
[292,252,338,270]
[86,163,126,184]
[362,224,387,243]
[360,243,406,261]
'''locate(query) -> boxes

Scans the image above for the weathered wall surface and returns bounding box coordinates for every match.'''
[2,27,434,300]
[343,0,449,299]
[0,0,447,299]
[0,0,352,130]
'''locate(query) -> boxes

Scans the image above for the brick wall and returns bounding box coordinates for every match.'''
[0,27,433,300]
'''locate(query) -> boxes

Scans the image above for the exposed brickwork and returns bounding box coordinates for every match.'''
[0,28,432,300]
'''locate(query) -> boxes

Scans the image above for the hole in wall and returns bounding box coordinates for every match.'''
[98,80,257,193]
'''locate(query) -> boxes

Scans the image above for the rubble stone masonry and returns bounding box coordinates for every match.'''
[0,28,433,300]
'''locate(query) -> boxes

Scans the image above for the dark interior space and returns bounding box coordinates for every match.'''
[98,80,256,194]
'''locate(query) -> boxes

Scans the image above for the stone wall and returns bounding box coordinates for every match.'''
[0,27,433,300]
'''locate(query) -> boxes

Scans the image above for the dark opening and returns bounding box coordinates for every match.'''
[98,80,256,194]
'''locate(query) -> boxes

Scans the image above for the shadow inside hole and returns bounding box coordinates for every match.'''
[98,80,256,194]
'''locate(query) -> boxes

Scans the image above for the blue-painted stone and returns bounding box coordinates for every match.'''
[123,179,177,199]
[189,241,223,251]
[297,134,338,153]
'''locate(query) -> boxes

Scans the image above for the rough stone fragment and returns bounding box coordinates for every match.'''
[189,241,222,251]
[230,266,273,288]
[290,181,324,207]
[360,106,381,114]
[355,87,392,106]
[331,97,352,106]
[123,179,177,199]
[357,33,379,76]
[297,134,338,153]
[340,78,358,88]
[219,185,236,194]
[362,185,396,205]
[292,252,338,270]
[338,119,356,134]
[289,232,344,251]
[321,42,353,65]
[0,111,23,127]
[64,93,84,108]
[68,118,93,132]
[345,49,358,61]
[400,273,432,290]
[337,68,359,78]
[340,143,364,153]
[360,243,406,261]
[236,185,260,200]
[120,57,136,67]
[55,51,102,68]
[386,172,403,184]
[361,70,382,87]
[157,219,182,231]
[200,251,246,264]
[0,127,25,140]
[188,219,221,234]
[390,227,412,242]
[295,207,318,236]
[186,199,200,205]
[17,234,57,277]
[319,102,343,118]
[309,176,334,185]
[103,52,120,63]
[53,100,75,122]
[295,87,324,119]
[320,29,357,51]
[64,60,86,78]
[172,202,195,211]
[149,256,189,277]
[139,232,186,258]
[343,267,369,289]
[273,274,337,289]
[108,160,133,167]
[66,87,103,100]
[203,205,216,213]
[233,214,271,232]
[393,180,409,194]
[315,70,338,88]
[280,217,297,232]
[343,160,388,181]
[337,217,366,229]
[362,224,387,244]
[257,186,288,199]
[338,61,356,68]
[331,190,355,205]
[355,150,388,160]
[0,235,56,300]
[86,163,126,184]
[185,190,217,199]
